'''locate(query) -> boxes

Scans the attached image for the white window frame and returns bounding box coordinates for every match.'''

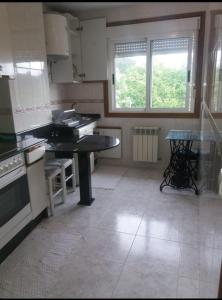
[107,19,199,114]
[147,31,197,113]
[109,37,148,112]
[210,14,222,113]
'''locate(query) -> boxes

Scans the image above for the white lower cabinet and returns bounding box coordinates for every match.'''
[27,158,48,219]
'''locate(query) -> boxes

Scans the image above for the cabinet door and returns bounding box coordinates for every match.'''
[51,17,83,83]
[27,158,47,219]
[80,18,107,81]
[0,4,14,78]
[70,17,83,81]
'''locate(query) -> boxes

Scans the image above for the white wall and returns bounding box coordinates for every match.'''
[77,2,209,22]
[48,2,219,169]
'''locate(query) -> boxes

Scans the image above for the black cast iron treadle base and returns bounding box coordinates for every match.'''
[160,138,199,195]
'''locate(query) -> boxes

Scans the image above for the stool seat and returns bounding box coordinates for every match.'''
[46,158,73,168]
[45,165,62,178]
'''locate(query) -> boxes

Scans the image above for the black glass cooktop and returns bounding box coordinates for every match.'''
[0,142,18,157]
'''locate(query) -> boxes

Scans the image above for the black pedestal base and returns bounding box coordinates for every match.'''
[78,152,94,206]
[78,197,95,206]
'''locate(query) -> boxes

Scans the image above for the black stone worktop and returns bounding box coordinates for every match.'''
[0,137,46,162]
[45,135,120,154]
[0,113,101,161]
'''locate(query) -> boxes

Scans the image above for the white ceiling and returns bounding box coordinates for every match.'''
[46,2,138,13]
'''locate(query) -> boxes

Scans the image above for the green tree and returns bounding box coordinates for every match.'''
[152,62,187,108]
[115,59,187,109]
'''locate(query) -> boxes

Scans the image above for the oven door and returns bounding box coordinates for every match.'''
[0,166,32,247]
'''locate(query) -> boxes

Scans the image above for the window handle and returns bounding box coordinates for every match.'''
[112,73,115,85]
[187,70,191,83]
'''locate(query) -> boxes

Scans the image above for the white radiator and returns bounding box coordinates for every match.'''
[133,127,160,162]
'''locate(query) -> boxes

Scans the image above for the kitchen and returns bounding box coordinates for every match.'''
[0,1,222,298]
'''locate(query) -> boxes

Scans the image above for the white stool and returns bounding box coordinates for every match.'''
[45,158,76,202]
[44,165,64,216]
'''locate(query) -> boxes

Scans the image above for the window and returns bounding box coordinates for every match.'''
[150,37,192,111]
[107,15,202,115]
[114,40,147,110]
[209,14,222,113]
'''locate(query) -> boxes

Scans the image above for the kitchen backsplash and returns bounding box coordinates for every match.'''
[49,82,105,116]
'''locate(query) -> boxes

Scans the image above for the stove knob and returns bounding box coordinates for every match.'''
[0,167,4,175]
[4,164,9,171]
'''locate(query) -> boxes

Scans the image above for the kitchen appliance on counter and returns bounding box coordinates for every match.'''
[51,109,98,183]
[0,152,32,250]
[25,143,48,219]
[52,109,80,127]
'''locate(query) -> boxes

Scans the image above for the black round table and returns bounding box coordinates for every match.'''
[45,135,120,205]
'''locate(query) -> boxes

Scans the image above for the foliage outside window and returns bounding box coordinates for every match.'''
[111,35,197,113]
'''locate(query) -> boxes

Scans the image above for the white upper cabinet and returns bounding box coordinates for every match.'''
[80,17,107,81]
[0,4,14,78]
[50,14,83,83]
[48,16,107,83]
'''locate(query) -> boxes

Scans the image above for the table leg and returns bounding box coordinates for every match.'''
[78,152,95,206]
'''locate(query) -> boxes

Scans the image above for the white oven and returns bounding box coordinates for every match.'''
[0,153,32,249]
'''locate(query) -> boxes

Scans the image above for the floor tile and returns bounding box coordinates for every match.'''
[1,165,222,298]
[199,280,218,298]
[69,227,135,263]
[137,213,182,242]
[179,244,200,280]
[128,236,181,275]
[113,259,178,298]
[98,209,143,234]
[177,277,199,298]
[48,256,123,298]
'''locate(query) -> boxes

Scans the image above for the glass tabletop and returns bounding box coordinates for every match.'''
[166,130,201,141]
[165,130,219,142]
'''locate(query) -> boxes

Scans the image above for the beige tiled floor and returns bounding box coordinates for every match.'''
[0,164,221,298]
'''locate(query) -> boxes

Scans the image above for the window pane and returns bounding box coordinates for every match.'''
[115,55,146,109]
[151,38,189,109]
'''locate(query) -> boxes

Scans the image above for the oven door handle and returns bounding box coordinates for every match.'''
[0,166,26,190]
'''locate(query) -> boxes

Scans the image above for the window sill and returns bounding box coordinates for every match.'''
[104,111,199,118]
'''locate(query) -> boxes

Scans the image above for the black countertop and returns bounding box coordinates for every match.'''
[45,135,120,154]
[0,113,101,161]
[0,137,46,162]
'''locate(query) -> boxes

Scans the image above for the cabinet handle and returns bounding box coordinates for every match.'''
[0,65,2,72]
